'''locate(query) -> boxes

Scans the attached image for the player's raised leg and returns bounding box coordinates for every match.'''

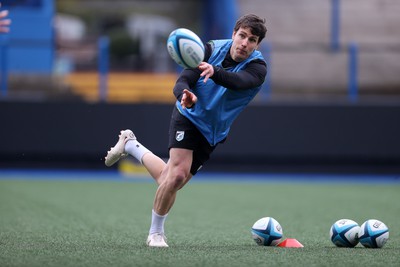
[104,130,135,167]
[104,129,166,184]
[140,152,167,185]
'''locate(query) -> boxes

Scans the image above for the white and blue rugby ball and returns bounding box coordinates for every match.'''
[251,217,283,246]
[167,28,205,69]
[358,219,389,248]
[329,219,360,247]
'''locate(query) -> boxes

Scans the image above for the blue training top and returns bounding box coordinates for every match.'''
[176,39,265,146]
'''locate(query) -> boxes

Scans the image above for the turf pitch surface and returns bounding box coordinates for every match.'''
[1,170,399,267]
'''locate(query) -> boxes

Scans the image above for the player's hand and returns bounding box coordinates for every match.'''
[198,62,214,83]
[180,89,197,109]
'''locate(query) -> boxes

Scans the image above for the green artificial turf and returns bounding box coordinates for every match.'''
[0,175,399,267]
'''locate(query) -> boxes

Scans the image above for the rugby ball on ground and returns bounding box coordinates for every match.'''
[358,219,389,248]
[251,217,283,246]
[329,219,360,247]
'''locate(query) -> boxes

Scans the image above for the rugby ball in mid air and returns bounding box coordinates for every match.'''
[167,28,205,69]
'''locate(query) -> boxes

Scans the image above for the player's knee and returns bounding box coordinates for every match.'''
[167,169,189,190]
[172,174,187,190]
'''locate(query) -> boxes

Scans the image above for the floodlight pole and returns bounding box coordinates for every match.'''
[331,0,340,52]
[348,42,358,102]
[98,36,109,102]
[0,36,8,97]
[260,42,271,101]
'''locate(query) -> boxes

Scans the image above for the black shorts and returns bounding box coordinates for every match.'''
[168,106,221,175]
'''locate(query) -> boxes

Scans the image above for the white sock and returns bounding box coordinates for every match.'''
[149,209,168,235]
[125,139,150,164]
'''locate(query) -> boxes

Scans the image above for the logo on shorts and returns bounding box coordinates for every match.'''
[176,131,185,142]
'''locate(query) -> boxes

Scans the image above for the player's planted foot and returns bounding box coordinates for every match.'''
[146,233,169,248]
[105,130,136,167]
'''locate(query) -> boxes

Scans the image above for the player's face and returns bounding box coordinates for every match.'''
[230,27,259,62]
